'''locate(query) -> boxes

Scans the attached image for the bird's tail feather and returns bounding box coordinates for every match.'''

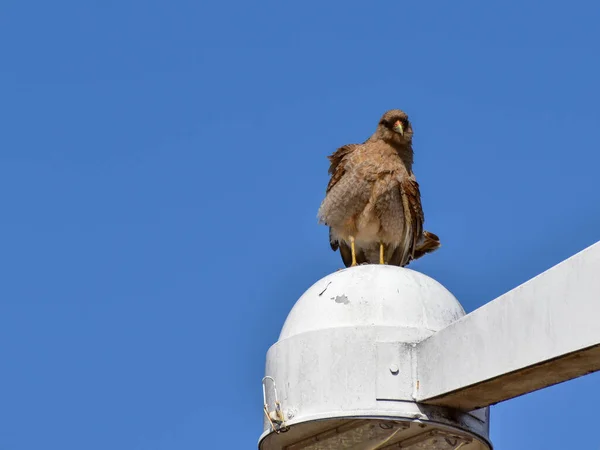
[412,231,441,261]
[370,231,440,267]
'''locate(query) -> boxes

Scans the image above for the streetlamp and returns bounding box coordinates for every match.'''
[259,242,600,449]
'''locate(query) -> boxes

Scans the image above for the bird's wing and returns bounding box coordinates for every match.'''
[399,174,424,261]
[326,144,360,193]
[320,144,362,252]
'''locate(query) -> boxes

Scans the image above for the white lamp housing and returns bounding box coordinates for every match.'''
[259,265,492,450]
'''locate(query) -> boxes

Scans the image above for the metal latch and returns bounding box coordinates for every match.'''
[262,376,289,433]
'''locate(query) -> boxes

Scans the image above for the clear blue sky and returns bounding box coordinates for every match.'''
[1,1,599,449]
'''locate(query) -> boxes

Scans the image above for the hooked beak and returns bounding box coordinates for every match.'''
[393,120,404,136]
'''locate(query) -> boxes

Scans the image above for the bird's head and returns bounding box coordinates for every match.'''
[375,109,413,146]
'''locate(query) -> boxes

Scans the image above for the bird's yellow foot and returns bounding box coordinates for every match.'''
[350,236,358,266]
[379,242,385,265]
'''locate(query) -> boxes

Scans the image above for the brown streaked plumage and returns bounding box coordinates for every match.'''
[317,109,440,267]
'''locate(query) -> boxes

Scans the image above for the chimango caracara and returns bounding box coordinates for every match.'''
[318,109,440,267]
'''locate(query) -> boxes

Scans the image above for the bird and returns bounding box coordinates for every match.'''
[317,109,440,268]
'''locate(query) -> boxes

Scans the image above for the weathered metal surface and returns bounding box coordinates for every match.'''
[376,342,414,401]
[279,265,466,342]
[260,418,488,450]
[416,241,600,410]
[259,265,491,450]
